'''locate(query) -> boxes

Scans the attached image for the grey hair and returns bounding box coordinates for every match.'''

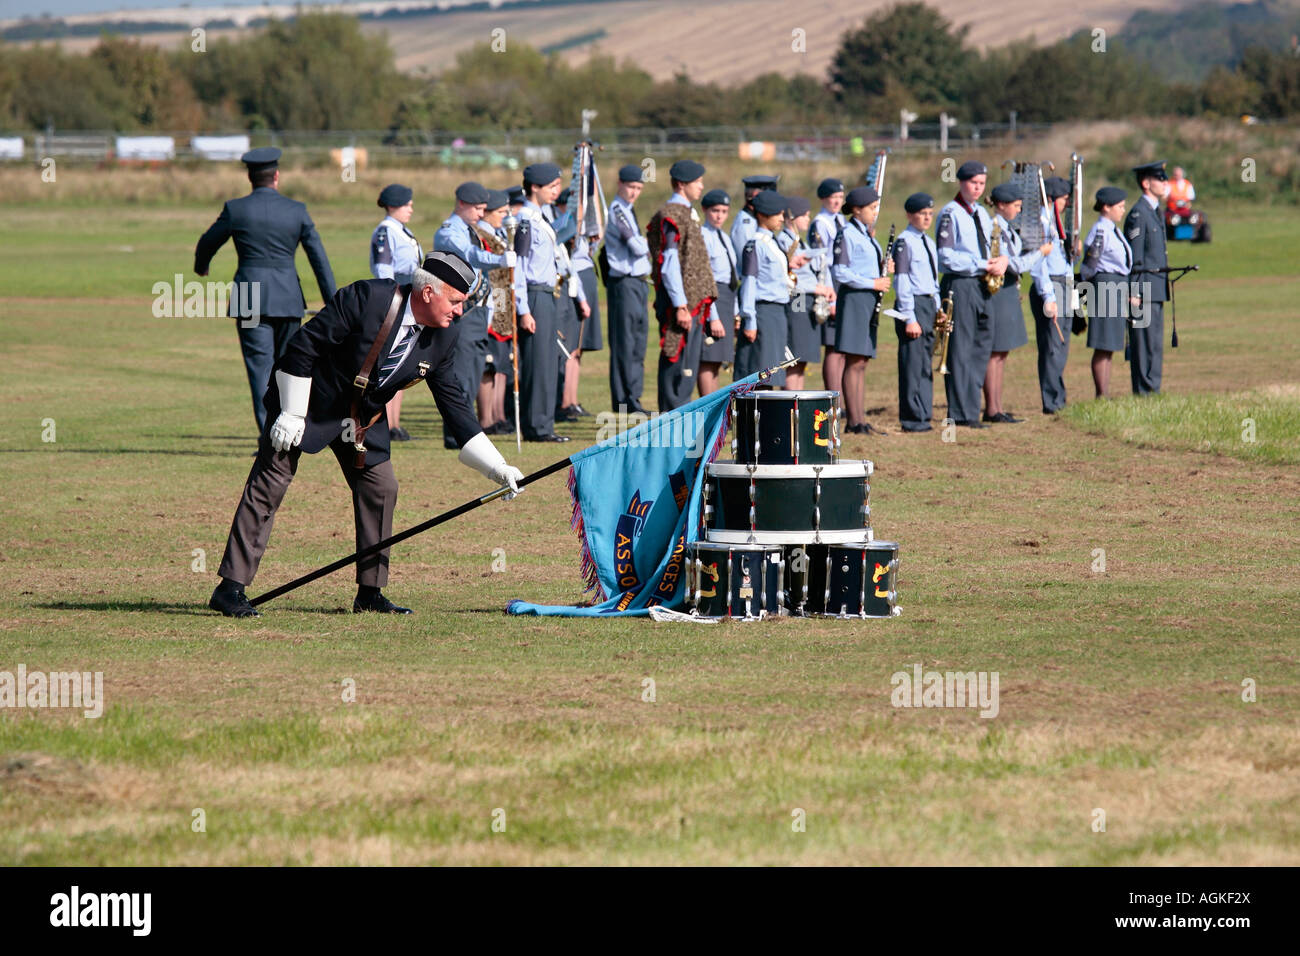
[411,268,444,295]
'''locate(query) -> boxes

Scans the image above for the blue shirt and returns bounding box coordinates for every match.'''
[891,225,939,320]
[994,213,1045,285]
[433,213,506,275]
[603,195,650,277]
[701,223,739,325]
[1081,217,1132,280]
[935,197,994,277]
[730,208,758,261]
[1034,207,1070,302]
[738,227,792,329]
[776,227,819,293]
[658,192,693,308]
[831,218,883,290]
[370,216,423,284]
[511,201,561,314]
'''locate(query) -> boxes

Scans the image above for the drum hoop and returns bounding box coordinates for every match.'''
[705,529,874,545]
[735,390,839,401]
[708,462,873,479]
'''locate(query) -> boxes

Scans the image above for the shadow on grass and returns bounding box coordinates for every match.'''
[2,448,253,457]
[35,600,346,616]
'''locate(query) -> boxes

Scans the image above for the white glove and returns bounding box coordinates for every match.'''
[504,250,518,269]
[269,371,312,452]
[458,431,524,496]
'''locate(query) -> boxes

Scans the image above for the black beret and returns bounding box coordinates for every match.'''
[377,183,413,209]
[506,185,525,205]
[523,162,563,186]
[420,251,477,295]
[701,188,731,208]
[990,183,1021,204]
[485,189,509,211]
[1043,176,1070,199]
[1133,160,1168,182]
[751,191,786,216]
[956,160,988,181]
[556,187,572,205]
[454,181,490,205]
[845,185,879,209]
[1093,186,1127,211]
[240,146,281,171]
[904,192,934,213]
[618,164,644,183]
[785,196,811,218]
[817,177,845,199]
[669,159,705,182]
[742,174,779,190]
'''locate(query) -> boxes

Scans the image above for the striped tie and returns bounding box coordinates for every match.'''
[378,325,418,388]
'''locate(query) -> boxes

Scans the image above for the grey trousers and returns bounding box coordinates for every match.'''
[1030,278,1071,413]
[218,436,398,588]
[940,276,994,424]
[1128,300,1164,395]
[445,303,488,439]
[896,296,936,428]
[519,286,559,439]
[656,302,705,412]
[607,276,648,410]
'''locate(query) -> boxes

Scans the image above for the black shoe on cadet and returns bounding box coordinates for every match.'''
[353,587,413,614]
[209,578,259,618]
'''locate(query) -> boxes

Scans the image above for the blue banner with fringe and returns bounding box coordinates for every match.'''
[507,373,764,617]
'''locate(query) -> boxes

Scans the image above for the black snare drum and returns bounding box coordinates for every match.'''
[684,542,786,620]
[785,541,900,618]
[703,461,872,545]
[731,389,840,465]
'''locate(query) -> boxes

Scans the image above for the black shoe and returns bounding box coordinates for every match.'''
[902,424,933,433]
[390,426,413,442]
[556,408,581,422]
[626,403,649,416]
[353,590,413,614]
[526,434,571,443]
[574,404,592,417]
[995,412,1024,424]
[981,413,998,422]
[443,436,459,450]
[956,420,989,429]
[209,580,259,618]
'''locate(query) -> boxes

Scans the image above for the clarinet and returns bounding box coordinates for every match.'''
[873,223,896,322]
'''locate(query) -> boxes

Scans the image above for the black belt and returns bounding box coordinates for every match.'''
[756,299,787,306]
[526,282,554,291]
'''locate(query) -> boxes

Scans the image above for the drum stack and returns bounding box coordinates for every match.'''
[684,390,901,621]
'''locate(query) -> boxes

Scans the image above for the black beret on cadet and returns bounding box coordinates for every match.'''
[701,188,731,208]
[618,163,644,183]
[420,251,477,295]
[454,181,490,205]
[485,189,509,211]
[785,195,811,218]
[669,159,706,182]
[523,162,563,186]
[1043,176,1070,199]
[817,177,844,198]
[956,160,988,181]
[845,185,879,209]
[751,190,787,216]
[904,192,934,213]
[377,183,413,208]
[506,185,525,204]
[1093,186,1127,211]
[990,183,1021,204]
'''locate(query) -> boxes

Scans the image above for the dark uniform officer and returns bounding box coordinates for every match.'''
[1125,160,1171,395]
[731,174,779,263]
[208,253,523,618]
[194,147,335,435]
[603,164,652,414]
[1030,176,1074,413]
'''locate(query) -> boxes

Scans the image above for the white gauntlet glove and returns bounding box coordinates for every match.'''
[458,432,524,496]
[504,250,518,269]
[269,370,311,452]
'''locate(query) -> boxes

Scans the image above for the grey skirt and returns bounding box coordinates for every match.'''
[786,291,822,364]
[834,286,880,358]
[1086,272,1129,352]
[735,300,788,386]
[701,281,736,364]
[989,282,1029,352]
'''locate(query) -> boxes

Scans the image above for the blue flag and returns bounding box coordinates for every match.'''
[507,374,762,616]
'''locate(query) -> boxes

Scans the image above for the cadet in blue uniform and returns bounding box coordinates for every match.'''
[698,188,739,396]
[777,196,829,391]
[1030,176,1074,413]
[812,178,847,400]
[477,189,515,434]
[984,182,1051,423]
[892,192,940,433]
[831,185,891,434]
[935,160,1010,429]
[1081,186,1132,399]
[730,174,779,264]
[736,190,793,387]
[369,183,423,442]
[572,189,602,413]
[195,147,335,437]
[547,189,591,422]
[433,181,512,448]
[652,159,713,411]
[603,164,651,415]
[514,163,571,442]
[1125,160,1171,395]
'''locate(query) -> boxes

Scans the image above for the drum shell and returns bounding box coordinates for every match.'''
[703,462,872,545]
[784,542,901,618]
[731,390,841,465]
[685,543,786,620]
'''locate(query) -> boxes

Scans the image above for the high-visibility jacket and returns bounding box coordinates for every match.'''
[1168,177,1195,207]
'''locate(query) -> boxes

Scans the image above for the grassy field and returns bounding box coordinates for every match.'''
[0,186,1297,865]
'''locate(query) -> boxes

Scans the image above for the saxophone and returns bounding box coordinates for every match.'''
[933,290,956,375]
[982,219,1004,294]
[783,223,800,291]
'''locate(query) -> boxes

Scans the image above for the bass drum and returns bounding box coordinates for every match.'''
[684,542,786,621]
[704,461,872,544]
[785,541,901,618]
[731,389,841,465]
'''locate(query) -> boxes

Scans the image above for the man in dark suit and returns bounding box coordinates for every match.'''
[208,252,525,618]
[195,147,336,434]
[1125,160,1171,395]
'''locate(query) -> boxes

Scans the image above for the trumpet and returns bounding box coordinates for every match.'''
[982,220,1004,295]
[933,290,956,375]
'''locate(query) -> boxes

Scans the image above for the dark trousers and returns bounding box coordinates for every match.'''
[238,317,300,434]
[656,300,705,412]
[520,286,559,439]
[896,297,936,428]
[1030,278,1071,413]
[607,276,648,410]
[444,303,489,441]
[1128,300,1164,395]
[218,436,398,588]
[940,276,993,424]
